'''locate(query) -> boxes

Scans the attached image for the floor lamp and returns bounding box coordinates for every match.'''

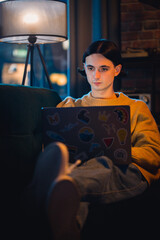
[0,0,67,89]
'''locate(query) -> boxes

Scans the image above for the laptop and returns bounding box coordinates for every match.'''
[42,106,131,165]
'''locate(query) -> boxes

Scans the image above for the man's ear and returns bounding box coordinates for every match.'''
[115,64,122,77]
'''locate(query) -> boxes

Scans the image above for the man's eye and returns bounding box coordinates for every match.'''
[87,66,94,71]
[99,67,108,72]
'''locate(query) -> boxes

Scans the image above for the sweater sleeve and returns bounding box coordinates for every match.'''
[56,96,77,108]
[131,101,160,174]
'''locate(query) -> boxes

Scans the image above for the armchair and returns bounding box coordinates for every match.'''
[1,84,159,240]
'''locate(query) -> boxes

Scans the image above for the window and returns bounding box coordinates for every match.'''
[43,41,69,99]
[0,40,70,99]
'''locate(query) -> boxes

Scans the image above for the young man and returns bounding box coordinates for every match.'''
[32,40,160,240]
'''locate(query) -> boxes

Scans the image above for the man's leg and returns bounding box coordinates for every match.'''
[31,142,81,240]
[31,142,148,239]
[70,156,148,205]
[47,177,81,240]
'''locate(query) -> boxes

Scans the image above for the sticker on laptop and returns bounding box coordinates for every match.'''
[98,111,111,122]
[47,113,60,126]
[114,107,129,124]
[117,128,128,145]
[46,130,65,142]
[103,123,116,135]
[103,137,114,149]
[66,144,78,155]
[79,127,94,142]
[114,149,128,162]
[60,122,78,132]
[89,142,101,153]
[77,109,90,124]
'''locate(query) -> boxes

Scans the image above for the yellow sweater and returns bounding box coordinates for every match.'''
[57,92,160,184]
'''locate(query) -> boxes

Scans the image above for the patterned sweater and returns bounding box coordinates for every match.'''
[57,92,160,184]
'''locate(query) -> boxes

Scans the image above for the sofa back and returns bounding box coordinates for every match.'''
[0,84,61,193]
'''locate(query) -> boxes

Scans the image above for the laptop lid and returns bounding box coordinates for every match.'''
[42,106,131,165]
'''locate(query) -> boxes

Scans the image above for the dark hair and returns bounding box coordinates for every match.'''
[78,39,126,77]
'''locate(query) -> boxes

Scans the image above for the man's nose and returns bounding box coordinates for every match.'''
[94,69,100,79]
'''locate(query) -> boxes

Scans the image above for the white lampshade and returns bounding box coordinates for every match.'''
[0,0,67,44]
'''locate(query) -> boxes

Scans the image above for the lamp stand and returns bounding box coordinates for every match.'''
[22,37,52,89]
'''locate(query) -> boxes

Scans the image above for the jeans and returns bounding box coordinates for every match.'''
[70,156,148,228]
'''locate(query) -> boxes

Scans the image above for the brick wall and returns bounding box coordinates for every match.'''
[121,0,160,52]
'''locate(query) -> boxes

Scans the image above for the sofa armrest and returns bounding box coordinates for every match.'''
[0,84,61,192]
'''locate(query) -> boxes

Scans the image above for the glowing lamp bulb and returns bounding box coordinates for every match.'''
[23,13,39,24]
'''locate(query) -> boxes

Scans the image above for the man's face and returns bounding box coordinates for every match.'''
[84,53,121,98]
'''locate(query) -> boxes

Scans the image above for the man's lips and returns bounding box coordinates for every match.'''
[93,81,102,86]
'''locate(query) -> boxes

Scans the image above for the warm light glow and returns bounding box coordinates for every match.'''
[50,73,67,86]
[62,40,69,50]
[23,13,39,24]
[0,1,67,44]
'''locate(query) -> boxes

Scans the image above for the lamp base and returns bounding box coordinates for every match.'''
[22,44,53,89]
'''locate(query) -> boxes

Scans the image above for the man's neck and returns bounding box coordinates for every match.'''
[91,90,117,99]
